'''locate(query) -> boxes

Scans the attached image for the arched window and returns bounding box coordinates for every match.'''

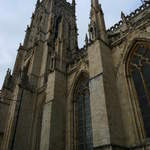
[127,42,150,138]
[73,74,93,150]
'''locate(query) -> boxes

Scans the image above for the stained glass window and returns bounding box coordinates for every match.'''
[73,75,93,150]
[128,44,150,138]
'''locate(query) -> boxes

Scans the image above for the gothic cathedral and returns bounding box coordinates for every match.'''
[0,0,150,149]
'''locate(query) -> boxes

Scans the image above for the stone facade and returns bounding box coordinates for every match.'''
[0,0,150,150]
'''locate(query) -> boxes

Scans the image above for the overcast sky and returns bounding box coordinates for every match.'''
[0,0,142,88]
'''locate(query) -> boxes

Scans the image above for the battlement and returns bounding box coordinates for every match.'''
[107,2,150,33]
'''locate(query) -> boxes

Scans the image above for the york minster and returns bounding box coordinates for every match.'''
[0,0,150,150]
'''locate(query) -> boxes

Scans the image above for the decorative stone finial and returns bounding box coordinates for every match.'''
[72,0,76,6]
[85,34,88,46]
[36,0,40,5]
[121,11,127,24]
[32,13,35,19]
[7,68,11,75]
[121,11,125,19]
[91,0,98,7]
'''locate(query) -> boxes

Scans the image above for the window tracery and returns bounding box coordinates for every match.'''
[73,75,93,150]
[128,43,150,138]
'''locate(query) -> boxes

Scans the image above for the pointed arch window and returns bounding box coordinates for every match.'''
[127,42,150,138]
[73,74,93,150]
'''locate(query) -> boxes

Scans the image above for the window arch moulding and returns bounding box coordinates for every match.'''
[72,72,93,150]
[125,40,150,141]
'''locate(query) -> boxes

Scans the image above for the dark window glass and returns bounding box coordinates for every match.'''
[129,46,150,138]
[55,16,62,40]
[74,76,93,150]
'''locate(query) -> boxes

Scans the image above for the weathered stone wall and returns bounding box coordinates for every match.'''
[111,25,150,147]
[0,102,9,146]
[1,1,150,150]
[88,40,110,148]
[87,39,127,148]
[40,70,67,150]
[11,89,36,150]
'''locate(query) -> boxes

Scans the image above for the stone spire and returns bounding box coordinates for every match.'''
[2,68,11,89]
[72,0,76,14]
[121,11,127,24]
[72,0,76,6]
[89,0,108,43]
[12,43,25,78]
[36,0,40,7]
[85,34,88,46]
[121,11,129,31]
[91,0,99,8]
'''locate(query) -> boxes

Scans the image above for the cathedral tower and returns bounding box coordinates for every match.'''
[1,0,78,150]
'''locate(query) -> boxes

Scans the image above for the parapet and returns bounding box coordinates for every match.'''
[107,2,150,33]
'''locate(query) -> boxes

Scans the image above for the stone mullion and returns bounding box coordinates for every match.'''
[128,68,146,142]
[79,93,86,150]
[73,99,77,150]
[131,56,150,106]
[75,102,78,150]
[82,93,87,150]
[140,68,150,106]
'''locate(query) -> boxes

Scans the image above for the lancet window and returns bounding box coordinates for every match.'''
[73,74,93,150]
[128,43,150,138]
